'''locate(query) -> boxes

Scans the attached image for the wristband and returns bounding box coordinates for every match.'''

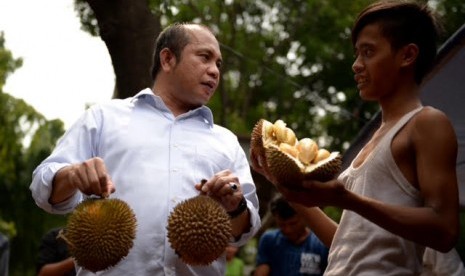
[227,197,248,219]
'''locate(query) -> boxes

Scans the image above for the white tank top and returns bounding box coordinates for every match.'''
[325,107,425,276]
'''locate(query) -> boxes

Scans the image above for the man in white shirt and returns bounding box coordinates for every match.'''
[30,22,261,276]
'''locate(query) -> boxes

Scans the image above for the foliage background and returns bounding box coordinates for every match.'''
[0,0,464,275]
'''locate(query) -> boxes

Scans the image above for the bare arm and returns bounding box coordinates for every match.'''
[38,257,75,276]
[342,191,457,252]
[345,109,459,252]
[269,109,459,253]
[254,264,270,276]
[251,145,338,247]
[49,157,115,205]
[285,177,457,252]
[299,109,459,252]
[229,203,252,239]
[290,204,337,248]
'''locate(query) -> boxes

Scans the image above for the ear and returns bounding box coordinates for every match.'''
[159,48,177,72]
[400,43,419,68]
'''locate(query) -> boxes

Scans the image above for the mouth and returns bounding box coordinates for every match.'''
[201,80,216,90]
[354,75,367,89]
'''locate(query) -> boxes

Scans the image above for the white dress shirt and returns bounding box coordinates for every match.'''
[30,88,261,276]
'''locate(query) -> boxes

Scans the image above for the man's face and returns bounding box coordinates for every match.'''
[352,23,401,101]
[170,26,222,109]
[275,215,308,245]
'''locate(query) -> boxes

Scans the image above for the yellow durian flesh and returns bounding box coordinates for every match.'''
[272,119,287,142]
[279,143,299,159]
[262,119,275,145]
[273,120,297,145]
[313,148,331,163]
[296,138,319,164]
[250,118,342,188]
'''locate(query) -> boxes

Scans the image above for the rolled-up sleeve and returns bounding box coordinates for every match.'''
[230,197,261,247]
[230,144,261,247]
[30,162,82,214]
[30,108,99,214]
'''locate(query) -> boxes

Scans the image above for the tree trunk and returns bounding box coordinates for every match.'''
[85,0,161,99]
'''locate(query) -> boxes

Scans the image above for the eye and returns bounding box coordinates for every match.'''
[363,48,373,58]
[199,53,210,61]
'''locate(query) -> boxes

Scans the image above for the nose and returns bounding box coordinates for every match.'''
[352,56,363,73]
[207,63,220,80]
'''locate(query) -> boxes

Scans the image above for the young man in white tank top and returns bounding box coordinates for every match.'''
[251,1,460,275]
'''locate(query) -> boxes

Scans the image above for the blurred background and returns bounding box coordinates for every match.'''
[1,0,464,275]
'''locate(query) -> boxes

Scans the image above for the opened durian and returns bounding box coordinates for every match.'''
[251,119,342,188]
[58,198,137,272]
[167,195,232,266]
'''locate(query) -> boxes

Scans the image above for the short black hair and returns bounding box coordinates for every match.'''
[352,0,442,84]
[269,194,296,220]
[151,22,192,80]
[151,22,216,80]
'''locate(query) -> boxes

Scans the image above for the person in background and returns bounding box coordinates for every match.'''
[36,227,75,276]
[251,1,459,275]
[254,194,329,276]
[0,233,8,276]
[30,22,260,275]
[225,245,245,276]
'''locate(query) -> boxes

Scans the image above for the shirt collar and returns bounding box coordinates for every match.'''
[132,88,214,127]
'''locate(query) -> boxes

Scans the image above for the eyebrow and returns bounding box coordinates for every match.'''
[354,42,375,52]
[198,47,223,63]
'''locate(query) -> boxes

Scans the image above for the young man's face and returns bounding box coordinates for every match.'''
[170,25,222,109]
[352,23,401,101]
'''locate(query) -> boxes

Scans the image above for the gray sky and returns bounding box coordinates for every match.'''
[0,0,114,129]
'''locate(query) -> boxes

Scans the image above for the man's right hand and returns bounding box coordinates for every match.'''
[66,157,115,197]
[49,157,115,205]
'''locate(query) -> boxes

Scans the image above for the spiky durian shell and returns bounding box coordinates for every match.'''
[303,152,342,182]
[250,119,267,158]
[251,118,342,188]
[266,146,342,186]
[61,198,137,273]
[167,195,232,266]
[265,145,304,188]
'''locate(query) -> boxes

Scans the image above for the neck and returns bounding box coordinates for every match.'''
[152,82,188,117]
[293,228,311,245]
[379,81,422,123]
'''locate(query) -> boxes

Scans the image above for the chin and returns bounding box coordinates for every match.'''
[359,90,375,101]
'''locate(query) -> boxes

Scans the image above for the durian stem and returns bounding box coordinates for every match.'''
[57,228,75,248]
[200,179,208,189]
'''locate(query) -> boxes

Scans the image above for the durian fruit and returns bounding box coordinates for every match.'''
[58,198,137,273]
[251,118,342,188]
[167,195,232,266]
[250,119,275,158]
